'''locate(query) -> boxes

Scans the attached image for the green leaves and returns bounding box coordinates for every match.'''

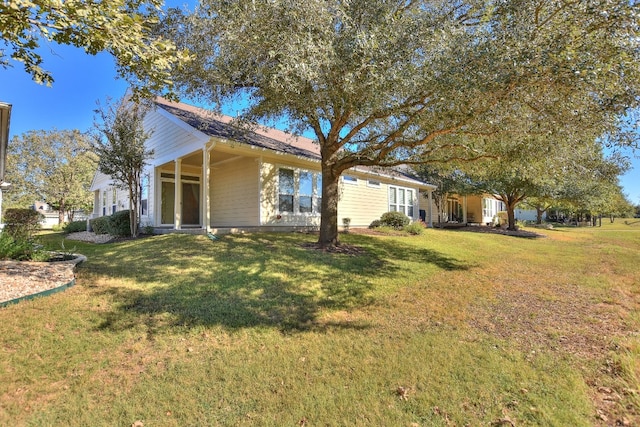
[0,0,189,95]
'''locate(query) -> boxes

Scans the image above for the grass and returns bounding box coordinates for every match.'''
[1,221,638,426]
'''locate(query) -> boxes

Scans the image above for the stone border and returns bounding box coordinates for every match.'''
[0,254,86,308]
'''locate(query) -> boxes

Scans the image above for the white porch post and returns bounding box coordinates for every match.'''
[427,190,433,228]
[174,158,182,230]
[202,147,211,232]
[462,195,468,224]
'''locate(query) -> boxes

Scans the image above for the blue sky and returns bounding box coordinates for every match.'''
[1,35,639,204]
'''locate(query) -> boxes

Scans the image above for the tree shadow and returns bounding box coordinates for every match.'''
[80,233,471,334]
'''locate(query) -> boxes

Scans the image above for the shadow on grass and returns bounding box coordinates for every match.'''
[76,233,470,333]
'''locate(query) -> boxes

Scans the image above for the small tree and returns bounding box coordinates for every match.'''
[93,97,154,237]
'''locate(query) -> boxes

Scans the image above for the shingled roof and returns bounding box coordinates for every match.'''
[155,98,321,161]
[155,98,432,189]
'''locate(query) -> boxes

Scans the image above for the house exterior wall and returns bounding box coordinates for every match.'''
[210,157,260,227]
[338,174,388,227]
[466,195,484,224]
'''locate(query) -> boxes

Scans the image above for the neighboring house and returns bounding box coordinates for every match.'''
[31,202,89,229]
[437,193,506,226]
[90,98,436,233]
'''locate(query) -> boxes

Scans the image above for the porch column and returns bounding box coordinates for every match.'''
[174,158,182,230]
[427,190,433,228]
[202,147,211,232]
[462,195,468,224]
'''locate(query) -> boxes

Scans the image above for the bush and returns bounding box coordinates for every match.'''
[405,221,425,235]
[0,231,48,261]
[3,208,43,240]
[369,219,382,229]
[64,220,87,233]
[90,216,110,235]
[380,211,410,230]
[108,210,133,236]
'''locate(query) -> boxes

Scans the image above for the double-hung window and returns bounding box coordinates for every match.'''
[102,190,107,216]
[278,168,322,214]
[112,188,117,214]
[389,186,414,218]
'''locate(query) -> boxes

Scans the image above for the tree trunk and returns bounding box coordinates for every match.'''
[506,203,517,230]
[536,207,544,224]
[318,164,341,248]
[58,199,66,224]
[128,183,139,237]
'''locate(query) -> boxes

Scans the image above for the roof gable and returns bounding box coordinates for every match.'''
[155,98,320,161]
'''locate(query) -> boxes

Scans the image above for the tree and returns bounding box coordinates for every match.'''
[160,0,639,247]
[0,0,188,94]
[463,134,628,230]
[4,129,97,223]
[92,97,153,237]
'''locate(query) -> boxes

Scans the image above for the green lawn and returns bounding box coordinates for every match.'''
[1,221,638,426]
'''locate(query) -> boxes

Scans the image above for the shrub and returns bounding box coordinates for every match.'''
[108,210,133,236]
[405,221,425,235]
[0,231,47,261]
[64,220,87,233]
[3,208,43,240]
[380,211,410,230]
[369,219,382,229]
[90,216,110,235]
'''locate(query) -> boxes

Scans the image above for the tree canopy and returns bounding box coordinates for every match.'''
[4,129,97,223]
[160,0,640,246]
[0,0,188,94]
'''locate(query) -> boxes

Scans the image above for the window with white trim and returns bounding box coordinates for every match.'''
[342,175,357,184]
[367,179,381,188]
[140,174,150,216]
[102,190,107,216]
[112,187,117,214]
[389,186,414,217]
[278,168,322,214]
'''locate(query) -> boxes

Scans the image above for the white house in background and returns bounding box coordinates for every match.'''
[90,97,436,233]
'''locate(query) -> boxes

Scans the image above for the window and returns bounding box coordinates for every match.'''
[140,174,150,216]
[112,188,117,214]
[278,169,294,213]
[367,179,381,188]
[342,175,357,184]
[102,190,107,216]
[278,167,322,214]
[389,186,414,217]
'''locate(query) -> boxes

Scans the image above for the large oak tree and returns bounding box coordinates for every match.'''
[160,0,639,247]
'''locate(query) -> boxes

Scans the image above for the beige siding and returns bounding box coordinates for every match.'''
[211,157,260,226]
[338,177,389,227]
[260,160,322,228]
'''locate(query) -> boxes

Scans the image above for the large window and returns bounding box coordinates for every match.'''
[112,188,117,214]
[482,198,504,219]
[102,190,107,216]
[140,174,149,216]
[278,168,322,214]
[389,186,414,218]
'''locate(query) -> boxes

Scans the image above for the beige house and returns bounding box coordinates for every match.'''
[90,98,435,233]
[437,194,506,226]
